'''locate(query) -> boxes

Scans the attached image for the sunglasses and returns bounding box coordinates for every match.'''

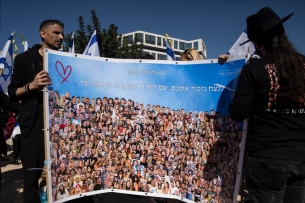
[183,49,194,60]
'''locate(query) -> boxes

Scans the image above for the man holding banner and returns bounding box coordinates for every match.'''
[8,20,64,203]
[229,7,305,203]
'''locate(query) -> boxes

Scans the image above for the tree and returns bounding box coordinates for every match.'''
[63,10,143,59]
[117,33,143,59]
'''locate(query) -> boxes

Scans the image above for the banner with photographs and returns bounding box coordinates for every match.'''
[44,50,246,203]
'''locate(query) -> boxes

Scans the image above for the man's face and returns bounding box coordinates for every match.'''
[59,139,64,147]
[40,23,64,50]
[53,109,58,115]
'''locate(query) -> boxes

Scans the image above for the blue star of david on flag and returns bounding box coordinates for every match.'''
[0,33,13,93]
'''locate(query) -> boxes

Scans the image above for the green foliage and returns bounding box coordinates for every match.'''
[63,10,143,59]
[117,33,143,59]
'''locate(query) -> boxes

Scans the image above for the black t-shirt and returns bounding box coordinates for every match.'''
[129,173,137,182]
[194,190,201,202]
[94,183,104,190]
[229,53,305,161]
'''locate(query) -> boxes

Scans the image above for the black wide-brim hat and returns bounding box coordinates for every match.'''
[240,7,293,45]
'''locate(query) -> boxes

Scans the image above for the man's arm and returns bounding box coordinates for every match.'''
[15,70,51,97]
[8,55,26,101]
[8,54,52,101]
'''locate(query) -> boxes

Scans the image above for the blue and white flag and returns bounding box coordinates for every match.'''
[11,121,21,139]
[83,30,100,57]
[164,39,176,61]
[68,32,75,53]
[0,33,14,93]
[227,29,255,57]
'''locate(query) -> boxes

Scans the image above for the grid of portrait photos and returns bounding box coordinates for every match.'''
[48,90,243,203]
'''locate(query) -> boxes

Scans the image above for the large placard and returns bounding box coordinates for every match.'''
[44,49,245,203]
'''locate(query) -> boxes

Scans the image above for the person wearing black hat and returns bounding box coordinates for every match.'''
[229,7,305,203]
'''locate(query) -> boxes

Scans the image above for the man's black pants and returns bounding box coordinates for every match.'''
[21,114,44,203]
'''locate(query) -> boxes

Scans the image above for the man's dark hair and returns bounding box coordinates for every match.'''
[141,54,155,60]
[39,20,64,41]
[39,20,64,31]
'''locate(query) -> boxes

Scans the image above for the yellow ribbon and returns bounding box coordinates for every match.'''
[11,31,25,53]
[164,33,173,46]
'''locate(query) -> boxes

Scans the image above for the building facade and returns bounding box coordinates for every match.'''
[121,31,207,60]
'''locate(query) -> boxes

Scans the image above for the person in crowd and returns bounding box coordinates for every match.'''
[180,48,202,61]
[0,94,19,161]
[8,19,63,203]
[229,7,305,203]
[0,92,20,192]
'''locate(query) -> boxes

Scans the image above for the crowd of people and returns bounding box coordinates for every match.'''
[48,91,243,203]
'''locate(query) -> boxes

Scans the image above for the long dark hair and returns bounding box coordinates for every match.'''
[255,25,305,103]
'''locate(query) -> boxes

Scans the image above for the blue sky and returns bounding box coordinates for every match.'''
[1,0,304,59]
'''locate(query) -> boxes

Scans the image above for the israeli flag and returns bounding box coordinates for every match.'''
[0,33,14,93]
[11,121,21,139]
[83,30,100,57]
[164,39,176,61]
[227,29,255,57]
[68,32,75,53]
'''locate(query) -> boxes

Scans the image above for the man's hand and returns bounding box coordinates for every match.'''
[218,54,230,65]
[29,70,52,90]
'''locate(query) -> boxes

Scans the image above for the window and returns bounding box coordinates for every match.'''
[179,42,185,50]
[174,40,178,49]
[145,34,156,45]
[151,53,156,59]
[179,42,192,50]
[163,39,167,47]
[157,37,161,46]
[157,54,167,60]
[124,35,133,44]
[187,43,192,49]
[194,41,198,50]
[137,33,143,43]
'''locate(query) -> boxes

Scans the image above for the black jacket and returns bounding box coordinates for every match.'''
[8,44,42,136]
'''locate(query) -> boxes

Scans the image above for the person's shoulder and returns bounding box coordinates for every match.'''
[14,50,31,61]
[241,55,270,75]
[15,45,41,60]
